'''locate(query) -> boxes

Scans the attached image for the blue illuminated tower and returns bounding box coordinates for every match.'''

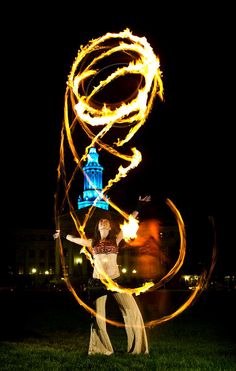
[78,147,109,210]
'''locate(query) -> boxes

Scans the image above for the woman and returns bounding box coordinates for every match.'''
[53,196,150,355]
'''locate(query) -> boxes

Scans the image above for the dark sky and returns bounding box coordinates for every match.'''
[3,4,234,271]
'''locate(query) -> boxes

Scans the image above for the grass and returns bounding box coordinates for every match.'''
[0,289,235,370]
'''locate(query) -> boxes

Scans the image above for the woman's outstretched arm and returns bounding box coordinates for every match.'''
[53,230,92,249]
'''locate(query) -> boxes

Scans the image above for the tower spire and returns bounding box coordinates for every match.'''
[78,147,109,210]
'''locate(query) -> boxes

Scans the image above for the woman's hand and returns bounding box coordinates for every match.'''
[139,195,151,202]
[131,195,151,219]
[53,230,60,240]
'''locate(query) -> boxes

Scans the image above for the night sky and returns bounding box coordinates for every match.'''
[3,4,234,272]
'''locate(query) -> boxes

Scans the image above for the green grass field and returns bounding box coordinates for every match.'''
[0,289,235,370]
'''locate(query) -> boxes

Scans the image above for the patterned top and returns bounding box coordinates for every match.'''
[93,239,119,255]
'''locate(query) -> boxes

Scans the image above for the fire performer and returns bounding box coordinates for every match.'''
[53,196,150,355]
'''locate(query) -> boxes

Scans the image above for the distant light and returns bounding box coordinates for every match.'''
[45,270,49,275]
[75,257,83,264]
[132,269,137,274]
[121,268,127,273]
[31,268,37,274]
[182,275,191,281]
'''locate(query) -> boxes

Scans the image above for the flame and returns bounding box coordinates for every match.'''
[69,29,163,135]
[120,215,139,241]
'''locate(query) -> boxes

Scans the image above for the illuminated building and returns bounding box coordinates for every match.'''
[78,147,109,210]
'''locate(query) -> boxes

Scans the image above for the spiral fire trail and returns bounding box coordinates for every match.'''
[54,29,214,328]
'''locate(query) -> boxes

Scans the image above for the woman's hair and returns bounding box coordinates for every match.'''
[93,217,118,246]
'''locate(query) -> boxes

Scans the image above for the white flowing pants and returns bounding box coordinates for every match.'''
[88,292,149,355]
